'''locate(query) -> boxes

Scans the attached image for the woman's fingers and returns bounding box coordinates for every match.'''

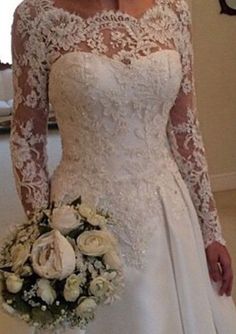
[207,253,222,282]
[219,252,233,296]
[206,242,234,296]
[219,271,232,296]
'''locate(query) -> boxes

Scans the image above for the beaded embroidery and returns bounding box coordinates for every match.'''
[10,0,226,270]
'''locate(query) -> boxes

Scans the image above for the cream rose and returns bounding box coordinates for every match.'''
[63,274,81,302]
[31,230,76,280]
[11,243,30,272]
[77,230,116,256]
[50,205,81,235]
[89,214,107,227]
[89,276,111,298]
[103,250,123,271]
[20,265,33,277]
[37,279,56,305]
[78,204,107,227]
[78,204,96,220]
[76,297,97,319]
[6,274,23,294]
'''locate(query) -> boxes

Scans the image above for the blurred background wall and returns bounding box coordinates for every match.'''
[192,0,236,191]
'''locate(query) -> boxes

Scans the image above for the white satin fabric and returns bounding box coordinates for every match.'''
[49,51,236,333]
[28,169,236,334]
[5,47,236,334]
[85,175,236,334]
[7,0,236,332]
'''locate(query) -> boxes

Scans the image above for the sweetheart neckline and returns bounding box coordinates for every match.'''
[50,49,181,74]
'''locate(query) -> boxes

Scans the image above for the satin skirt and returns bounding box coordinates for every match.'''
[1,176,236,334]
[84,176,236,334]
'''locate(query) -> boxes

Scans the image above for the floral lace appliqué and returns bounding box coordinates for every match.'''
[10,0,226,270]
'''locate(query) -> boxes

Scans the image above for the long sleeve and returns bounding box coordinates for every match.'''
[166,0,226,249]
[9,3,50,219]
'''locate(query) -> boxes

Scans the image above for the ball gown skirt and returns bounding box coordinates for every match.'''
[28,170,236,334]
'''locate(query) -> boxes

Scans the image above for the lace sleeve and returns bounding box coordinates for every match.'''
[166,0,226,249]
[9,2,50,219]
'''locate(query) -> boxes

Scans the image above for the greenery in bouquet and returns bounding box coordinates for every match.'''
[0,196,125,331]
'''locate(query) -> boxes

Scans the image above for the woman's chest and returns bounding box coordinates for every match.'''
[53,0,156,19]
[48,49,183,131]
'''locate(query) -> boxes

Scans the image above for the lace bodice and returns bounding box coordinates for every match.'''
[9,0,226,263]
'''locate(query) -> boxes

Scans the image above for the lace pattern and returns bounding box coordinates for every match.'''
[9,0,226,269]
[48,48,184,269]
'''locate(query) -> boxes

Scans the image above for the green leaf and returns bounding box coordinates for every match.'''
[38,225,52,235]
[67,228,82,240]
[49,298,73,314]
[13,296,31,314]
[2,289,31,315]
[31,307,54,325]
[39,212,49,224]
[71,195,82,206]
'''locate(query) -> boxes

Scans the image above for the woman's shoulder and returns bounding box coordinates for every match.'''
[165,0,191,14]
[165,0,192,27]
[12,0,53,37]
[13,0,50,22]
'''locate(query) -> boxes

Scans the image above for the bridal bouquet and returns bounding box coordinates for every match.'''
[0,196,124,331]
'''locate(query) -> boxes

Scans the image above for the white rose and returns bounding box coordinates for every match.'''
[63,274,81,302]
[103,250,123,271]
[76,297,97,319]
[37,279,56,305]
[89,276,111,298]
[20,265,33,277]
[6,274,23,294]
[77,230,117,256]
[11,243,30,272]
[78,204,107,227]
[50,205,81,235]
[78,204,96,220]
[31,230,76,280]
[89,214,107,227]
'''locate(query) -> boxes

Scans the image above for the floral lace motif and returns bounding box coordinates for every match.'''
[48,49,185,269]
[10,0,226,269]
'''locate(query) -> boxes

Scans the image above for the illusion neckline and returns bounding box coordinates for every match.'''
[50,0,161,23]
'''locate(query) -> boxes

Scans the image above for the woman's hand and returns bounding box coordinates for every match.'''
[205,241,233,296]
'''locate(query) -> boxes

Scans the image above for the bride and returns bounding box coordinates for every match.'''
[8,0,236,333]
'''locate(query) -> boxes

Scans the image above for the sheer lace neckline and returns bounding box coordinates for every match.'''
[50,0,160,22]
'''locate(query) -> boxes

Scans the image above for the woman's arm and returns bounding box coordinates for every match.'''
[166,0,234,296]
[166,0,226,249]
[9,4,50,219]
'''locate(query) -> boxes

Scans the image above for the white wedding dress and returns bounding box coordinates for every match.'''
[7,0,236,333]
